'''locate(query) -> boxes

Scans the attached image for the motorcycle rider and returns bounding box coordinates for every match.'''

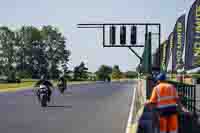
[57,75,67,94]
[34,75,53,102]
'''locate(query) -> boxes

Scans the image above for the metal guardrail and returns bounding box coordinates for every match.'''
[167,81,199,114]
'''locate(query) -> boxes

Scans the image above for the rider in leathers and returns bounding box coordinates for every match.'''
[34,75,53,102]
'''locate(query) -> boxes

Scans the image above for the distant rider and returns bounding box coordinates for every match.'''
[57,76,67,93]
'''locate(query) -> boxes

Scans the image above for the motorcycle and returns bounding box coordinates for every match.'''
[37,85,49,107]
[57,83,66,94]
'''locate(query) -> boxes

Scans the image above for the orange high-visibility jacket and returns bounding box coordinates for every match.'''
[150,82,179,110]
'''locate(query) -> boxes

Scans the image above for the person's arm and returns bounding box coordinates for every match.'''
[34,80,42,87]
[177,98,189,112]
[149,87,158,104]
[145,87,158,110]
[173,86,190,113]
[46,81,54,87]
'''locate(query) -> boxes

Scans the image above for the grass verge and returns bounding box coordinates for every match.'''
[0,81,37,90]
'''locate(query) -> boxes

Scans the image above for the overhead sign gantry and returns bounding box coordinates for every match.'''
[77,23,161,67]
[77,23,161,97]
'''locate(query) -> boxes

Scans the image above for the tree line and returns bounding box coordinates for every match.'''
[0,26,70,82]
[70,62,138,81]
[0,25,137,82]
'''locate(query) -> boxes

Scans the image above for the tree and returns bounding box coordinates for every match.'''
[0,27,17,81]
[41,26,70,79]
[124,71,138,79]
[111,65,123,79]
[0,25,71,80]
[87,72,96,81]
[61,50,71,78]
[63,70,73,81]
[16,26,43,78]
[73,62,88,81]
[14,25,70,79]
[96,65,112,81]
[0,61,3,75]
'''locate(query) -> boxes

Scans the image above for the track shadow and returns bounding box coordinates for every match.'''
[47,105,72,108]
[66,91,72,94]
[63,91,72,94]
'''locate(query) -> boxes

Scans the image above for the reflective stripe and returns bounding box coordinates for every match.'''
[169,130,177,133]
[158,96,177,101]
[160,131,166,133]
[157,103,177,109]
[155,86,177,102]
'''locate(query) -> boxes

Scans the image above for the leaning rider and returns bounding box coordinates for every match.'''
[57,75,67,93]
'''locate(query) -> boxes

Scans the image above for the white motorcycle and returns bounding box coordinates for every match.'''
[37,85,49,107]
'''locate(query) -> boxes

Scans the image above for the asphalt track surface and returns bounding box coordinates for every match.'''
[0,81,136,133]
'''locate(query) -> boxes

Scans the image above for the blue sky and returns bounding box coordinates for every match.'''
[0,0,195,72]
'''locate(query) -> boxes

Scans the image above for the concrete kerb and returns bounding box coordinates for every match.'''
[126,87,137,133]
[125,79,146,133]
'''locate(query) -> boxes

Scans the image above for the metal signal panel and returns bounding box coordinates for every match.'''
[109,26,116,45]
[120,26,126,44]
[77,23,160,49]
[130,25,137,45]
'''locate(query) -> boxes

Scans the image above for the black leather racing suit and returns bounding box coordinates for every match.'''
[57,77,67,93]
[35,80,53,101]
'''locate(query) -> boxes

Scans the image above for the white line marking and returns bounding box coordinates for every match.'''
[125,87,136,133]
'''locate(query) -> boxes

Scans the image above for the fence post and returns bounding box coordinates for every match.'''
[194,85,196,114]
[191,85,194,112]
[189,86,192,111]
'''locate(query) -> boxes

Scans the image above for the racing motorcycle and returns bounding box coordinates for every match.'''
[57,82,66,94]
[37,85,49,107]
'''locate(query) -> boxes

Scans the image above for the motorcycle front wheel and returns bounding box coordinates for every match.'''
[41,95,47,107]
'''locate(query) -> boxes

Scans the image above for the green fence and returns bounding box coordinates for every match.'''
[167,80,199,114]
[168,81,200,133]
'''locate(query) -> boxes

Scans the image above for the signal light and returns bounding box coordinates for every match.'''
[109,26,116,45]
[130,26,137,45]
[120,26,126,44]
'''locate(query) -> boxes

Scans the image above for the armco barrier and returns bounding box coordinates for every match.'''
[127,79,147,133]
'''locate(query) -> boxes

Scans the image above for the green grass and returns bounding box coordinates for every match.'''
[68,81,95,85]
[53,80,95,85]
[190,73,200,78]
[0,81,37,90]
[21,79,38,82]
